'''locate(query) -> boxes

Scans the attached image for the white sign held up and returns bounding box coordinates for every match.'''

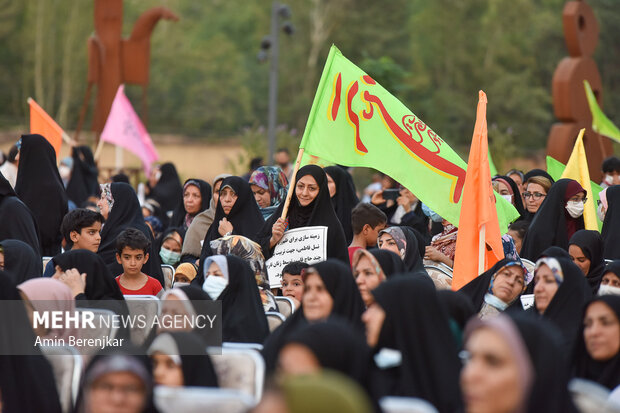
[266,226,327,288]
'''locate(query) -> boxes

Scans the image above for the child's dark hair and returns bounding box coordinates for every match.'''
[508,220,529,241]
[602,156,620,174]
[282,261,309,277]
[116,228,151,255]
[60,208,105,249]
[351,202,387,234]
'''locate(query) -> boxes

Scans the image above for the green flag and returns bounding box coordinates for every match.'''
[584,80,620,143]
[546,155,604,231]
[488,149,498,177]
[300,45,519,232]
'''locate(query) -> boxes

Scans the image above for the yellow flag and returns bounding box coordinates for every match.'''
[560,129,598,230]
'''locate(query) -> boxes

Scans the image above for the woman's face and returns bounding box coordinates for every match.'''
[212,180,223,207]
[277,343,321,376]
[497,181,512,197]
[601,272,620,287]
[302,273,333,322]
[206,262,224,277]
[354,255,383,307]
[219,186,238,215]
[377,233,400,256]
[326,173,336,198]
[141,207,152,218]
[568,245,591,276]
[295,175,320,207]
[97,194,110,220]
[361,302,386,348]
[533,264,559,314]
[583,301,620,362]
[162,233,182,254]
[508,173,523,190]
[183,184,202,215]
[491,266,525,304]
[87,371,147,413]
[461,328,523,413]
[251,184,271,208]
[151,353,184,387]
[159,295,192,333]
[524,183,547,213]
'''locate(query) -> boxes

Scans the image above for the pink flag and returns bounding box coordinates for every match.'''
[100,85,159,173]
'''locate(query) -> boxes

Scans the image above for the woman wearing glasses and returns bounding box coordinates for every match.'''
[523,175,552,220]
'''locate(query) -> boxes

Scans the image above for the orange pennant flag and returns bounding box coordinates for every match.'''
[28,97,65,158]
[452,91,504,290]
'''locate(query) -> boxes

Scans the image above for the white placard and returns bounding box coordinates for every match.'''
[266,226,327,288]
[520,294,535,310]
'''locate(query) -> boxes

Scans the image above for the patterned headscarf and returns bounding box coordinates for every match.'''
[535,257,564,285]
[249,166,288,207]
[378,227,407,260]
[99,183,114,210]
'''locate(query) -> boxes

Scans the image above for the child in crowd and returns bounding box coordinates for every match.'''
[173,262,198,286]
[115,228,163,297]
[280,261,309,308]
[43,208,105,277]
[348,203,387,264]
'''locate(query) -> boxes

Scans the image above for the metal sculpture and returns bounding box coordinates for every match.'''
[75,0,178,141]
[547,0,611,182]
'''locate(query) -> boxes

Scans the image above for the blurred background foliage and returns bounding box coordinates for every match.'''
[0,0,618,169]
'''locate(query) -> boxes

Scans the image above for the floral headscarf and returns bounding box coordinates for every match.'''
[99,183,114,210]
[249,166,288,207]
[535,257,564,285]
[378,227,407,260]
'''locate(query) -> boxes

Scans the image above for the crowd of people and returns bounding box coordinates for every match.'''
[1,134,620,412]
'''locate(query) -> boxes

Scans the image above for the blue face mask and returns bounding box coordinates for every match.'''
[202,276,228,299]
[159,248,181,266]
[421,203,442,222]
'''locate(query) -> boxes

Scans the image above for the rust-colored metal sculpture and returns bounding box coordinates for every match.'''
[75,0,178,141]
[547,0,611,182]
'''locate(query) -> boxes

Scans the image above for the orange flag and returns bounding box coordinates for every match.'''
[28,97,65,158]
[452,91,504,290]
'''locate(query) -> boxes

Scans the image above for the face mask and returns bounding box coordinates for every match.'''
[421,203,442,222]
[59,165,71,180]
[173,281,190,288]
[501,194,513,204]
[597,203,607,222]
[604,174,614,186]
[374,348,402,369]
[202,275,228,299]
[159,248,181,266]
[565,200,584,218]
[598,284,620,296]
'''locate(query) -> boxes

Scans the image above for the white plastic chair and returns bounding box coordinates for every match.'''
[42,256,53,274]
[274,296,295,318]
[206,346,265,404]
[161,264,175,290]
[521,258,536,274]
[265,311,285,332]
[380,396,439,413]
[123,295,161,346]
[40,345,83,413]
[154,386,254,413]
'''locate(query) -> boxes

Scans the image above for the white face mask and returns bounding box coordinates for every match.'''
[604,174,614,186]
[598,284,620,296]
[501,194,513,204]
[565,200,585,218]
[202,275,228,299]
[173,281,190,288]
[597,203,607,222]
[59,165,71,180]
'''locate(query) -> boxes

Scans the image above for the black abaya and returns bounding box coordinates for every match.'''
[0,239,42,284]
[366,248,405,278]
[258,165,350,265]
[602,185,620,259]
[15,134,68,256]
[569,229,606,293]
[458,258,523,312]
[324,166,359,244]
[149,162,183,213]
[169,179,212,230]
[0,172,41,255]
[65,145,99,207]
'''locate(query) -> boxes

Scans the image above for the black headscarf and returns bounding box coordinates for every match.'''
[464,313,576,413]
[97,182,164,285]
[0,172,41,256]
[169,179,212,230]
[149,162,183,212]
[529,257,592,352]
[572,295,620,390]
[523,168,555,184]
[493,175,526,219]
[459,258,525,312]
[437,290,476,332]
[366,248,405,278]
[602,185,620,259]
[378,226,427,274]
[324,166,359,244]
[539,246,571,259]
[569,230,606,293]
[0,239,42,284]
[262,259,366,372]
[259,165,349,265]
[15,134,68,256]
[0,273,63,413]
[520,179,585,260]
[371,275,461,411]
[198,177,264,274]
[66,145,99,207]
[149,332,219,387]
[203,255,269,343]
[284,318,376,399]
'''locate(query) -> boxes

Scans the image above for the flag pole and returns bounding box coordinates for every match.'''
[280,147,305,219]
[478,224,486,274]
[93,137,105,162]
